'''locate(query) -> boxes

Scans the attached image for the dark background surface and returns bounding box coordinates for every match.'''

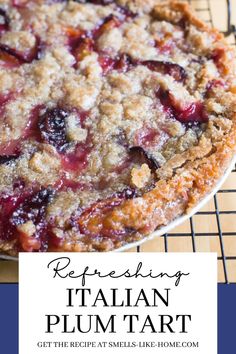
[0,284,235,353]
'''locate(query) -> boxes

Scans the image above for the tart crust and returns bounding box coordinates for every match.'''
[0,0,235,255]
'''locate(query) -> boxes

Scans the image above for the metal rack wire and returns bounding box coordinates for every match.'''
[136,0,236,284]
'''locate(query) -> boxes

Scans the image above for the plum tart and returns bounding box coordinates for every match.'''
[0,0,235,255]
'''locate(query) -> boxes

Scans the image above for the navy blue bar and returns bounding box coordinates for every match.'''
[0,284,235,353]
[218,284,236,353]
[0,284,18,354]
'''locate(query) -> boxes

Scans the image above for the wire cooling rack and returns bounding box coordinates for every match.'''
[134,0,236,284]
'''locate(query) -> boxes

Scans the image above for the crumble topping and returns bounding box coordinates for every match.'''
[131,163,151,189]
[0,0,235,255]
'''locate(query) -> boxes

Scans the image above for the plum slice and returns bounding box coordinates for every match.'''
[134,126,166,148]
[0,155,19,165]
[10,188,54,227]
[210,48,225,66]
[142,60,186,82]
[0,188,54,252]
[68,14,130,66]
[0,35,42,66]
[157,88,208,124]
[69,14,121,53]
[129,126,169,170]
[10,188,54,251]
[0,50,21,68]
[67,9,137,72]
[38,106,91,172]
[38,108,69,152]
[129,146,160,171]
[176,102,208,124]
[60,142,91,172]
[117,4,137,19]
[99,53,135,74]
[72,36,95,62]
[0,8,9,33]
[0,139,21,157]
[0,191,31,241]
[98,57,186,78]
[94,14,122,38]
[78,188,136,237]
